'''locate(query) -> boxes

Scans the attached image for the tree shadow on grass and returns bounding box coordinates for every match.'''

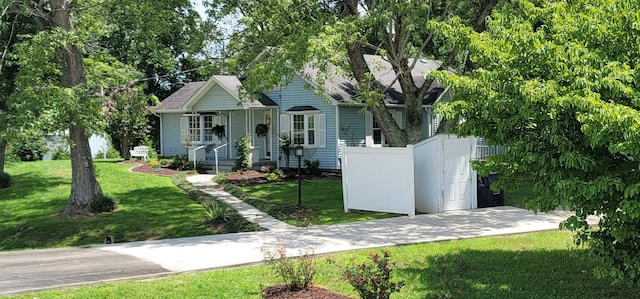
[0,185,216,250]
[402,249,640,299]
[0,172,69,200]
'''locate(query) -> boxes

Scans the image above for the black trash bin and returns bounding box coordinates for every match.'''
[477,173,504,208]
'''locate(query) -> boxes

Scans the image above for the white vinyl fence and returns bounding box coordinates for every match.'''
[341,134,477,215]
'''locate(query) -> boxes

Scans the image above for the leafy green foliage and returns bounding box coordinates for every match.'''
[52,147,70,160]
[168,154,194,171]
[343,251,405,299]
[210,0,499,146]
[203,200,232,224]
[303,159,320,175]
[103,83,158,158]
[234,135,252,171]
[436,0,640,286]
[262,242,317,291]
[9,133,47,161]
[89,195,118,213]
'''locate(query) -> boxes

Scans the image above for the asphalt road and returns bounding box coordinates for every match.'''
[0,247,171,296]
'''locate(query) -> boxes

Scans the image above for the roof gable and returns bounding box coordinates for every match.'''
[155,75,276,112]
[155,82,205,111]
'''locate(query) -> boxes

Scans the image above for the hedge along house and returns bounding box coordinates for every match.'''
[155,55,452,171]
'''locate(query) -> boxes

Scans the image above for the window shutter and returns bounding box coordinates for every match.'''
[180,116,188,144]
[365,111,373,147]
[393,110,404,129]
[317,114,326,148]
[279,114,290,137]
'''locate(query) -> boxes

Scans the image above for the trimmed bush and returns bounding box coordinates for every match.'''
[0,172,11,188]
[89,195,118,213]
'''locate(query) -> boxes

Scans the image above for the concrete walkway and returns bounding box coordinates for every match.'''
[0,174,598,295]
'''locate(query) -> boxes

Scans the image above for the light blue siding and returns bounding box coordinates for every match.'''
[268,76,338,170]
[338,106,366,147]
[161,113,187,156]
[228,110,248,158]
[191,84,242,111]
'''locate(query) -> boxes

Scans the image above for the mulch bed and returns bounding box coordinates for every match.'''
[122,160,183,176]
[225,170,341,186]
[262,284,354,299]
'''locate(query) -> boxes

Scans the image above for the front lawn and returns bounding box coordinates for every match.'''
[218,176,399,226]
[9,231,640,298]
[1,160,238,250]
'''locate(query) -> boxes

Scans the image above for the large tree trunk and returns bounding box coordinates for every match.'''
[119,138,131,160]
[49,0,103,218]
[66,126,102,217]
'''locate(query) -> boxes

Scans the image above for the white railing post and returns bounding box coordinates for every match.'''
[213,143,228,174]
[193,145,206,170]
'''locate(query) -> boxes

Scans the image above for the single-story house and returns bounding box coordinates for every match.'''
[154,55,453,170]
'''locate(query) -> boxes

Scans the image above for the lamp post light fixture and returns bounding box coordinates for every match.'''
[295,145,304,206]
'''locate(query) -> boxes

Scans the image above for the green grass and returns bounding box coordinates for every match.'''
[219,177,399,226]
[8,231,640,298]
[0,160,219,250]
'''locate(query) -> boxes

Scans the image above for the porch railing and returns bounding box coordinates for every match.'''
[192,145,207,170]
[213,143,228,174]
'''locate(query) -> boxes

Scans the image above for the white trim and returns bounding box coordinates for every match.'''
[335,105,340,168]
[159,114,164,156]
[285,110,320,115]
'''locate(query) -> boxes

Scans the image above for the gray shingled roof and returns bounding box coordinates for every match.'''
[304,55,446,106]
[155,81,205,111]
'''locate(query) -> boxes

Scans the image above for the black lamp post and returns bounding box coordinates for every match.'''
[295,145,304,206]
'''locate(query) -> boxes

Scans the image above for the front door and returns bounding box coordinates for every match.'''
[442,138,473,211]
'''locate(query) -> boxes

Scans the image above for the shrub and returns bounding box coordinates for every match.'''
[304,159,320,175]
[52,147,70,160]
[203,200,233,223]
[344,250,405,299]
[169,154,193,171]
[11,135,47,161]
[266,172,280,182]
[234,135,252,171]
[279,133,293,168]
[96,148,122,159]
[0,172,11,188]
[262,242,316,291]
[89,195,118,213]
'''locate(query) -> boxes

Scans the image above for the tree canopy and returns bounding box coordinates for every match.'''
[0,0,219,212]
[436,0,640,286]
[208,0,498,146]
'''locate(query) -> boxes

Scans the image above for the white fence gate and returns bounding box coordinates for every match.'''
[341,134,477,215]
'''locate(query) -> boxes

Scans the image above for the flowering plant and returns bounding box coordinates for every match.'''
[261,241,316,290]
[344,250,405,299]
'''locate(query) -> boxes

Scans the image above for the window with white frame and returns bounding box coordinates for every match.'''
[280,109,326,148]
[181,114,224,145]
[365,110,403,147]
